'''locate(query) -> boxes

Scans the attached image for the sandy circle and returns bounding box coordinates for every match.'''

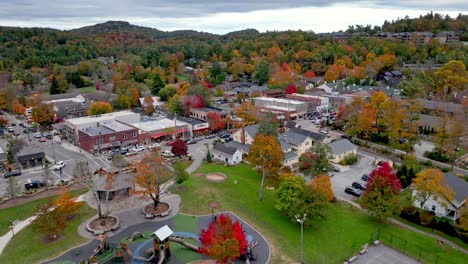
[205,172,227,182]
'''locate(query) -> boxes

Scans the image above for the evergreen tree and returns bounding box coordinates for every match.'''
[50,76,60,95]
[151,73,165,95]
[254,60,269,85]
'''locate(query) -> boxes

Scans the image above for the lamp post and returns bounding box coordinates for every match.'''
[295,214,307,264]
[9,219,14,236]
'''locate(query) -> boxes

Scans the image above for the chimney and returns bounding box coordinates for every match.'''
[241,126,246,144]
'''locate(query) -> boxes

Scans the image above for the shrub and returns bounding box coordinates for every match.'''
[174,162,189,184]
[424,151,450,163]
[419,211,434,226]
[340,153,358,165]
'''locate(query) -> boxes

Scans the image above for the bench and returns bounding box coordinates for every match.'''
[160,211,169,217]
[93,230,104,235]
[144,214,154,219]
[373,240,380,246]
[348,256,358,262]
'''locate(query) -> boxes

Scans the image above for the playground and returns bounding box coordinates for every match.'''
[47,212,270,264]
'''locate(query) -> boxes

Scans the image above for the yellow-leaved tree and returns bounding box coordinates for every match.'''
[412,168,454,209]
[310,174,334,202]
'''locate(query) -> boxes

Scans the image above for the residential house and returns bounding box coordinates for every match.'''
[412,172,467,221]
[78,120,140,154]
[279,128,313,156]
[224,141,251,155]
[233,124,259,145]
[322,94,354,111]
[53,100,89,120]
[212,143,243,165]
[327,139,358,163]
[283,151,299,167]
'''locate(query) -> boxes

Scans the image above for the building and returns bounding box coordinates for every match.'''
[211,144,243,165]
[418,99,464,115]
[253,97,308,119]
[131,117,189,142]
[53,100,89,120]
[138,96,163,108]
[62,111,140,145]
[0,146,7,172]
[283,151,299,167]
[233,124,259,145]
[173,115,210,137]
[322,94,354,111]
[279,128,314,156]
[261,89,284,98]
[95,167,134,200]
[78,120,140,154]
[436,31,459,44]
[83,90,117,103]
[327,139,358,163]
[286,93,329,113]
[15,146,45,168]
[189,107,226,121]
[412,172,467,221]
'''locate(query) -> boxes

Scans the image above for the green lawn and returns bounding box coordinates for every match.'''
[0,189,87,235]
[174,163,467,263]
[77,86,96,94]
[0,203,95,264]
[175,74,189,82]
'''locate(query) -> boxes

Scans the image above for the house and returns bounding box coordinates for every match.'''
[212,144,243,165]
[412,172,467,221]
[225,141,251,155]
[261,89,284,98]
[283,151,299,167]
[327,139,357,163]
[233,124,259,145]
[279,128,313,156]
[83,90,117,103]
[53,100,89,120]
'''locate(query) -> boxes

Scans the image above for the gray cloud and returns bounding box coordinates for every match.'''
[0,0,466,31]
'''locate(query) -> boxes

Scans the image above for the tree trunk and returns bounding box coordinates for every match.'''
[258,167,265,201]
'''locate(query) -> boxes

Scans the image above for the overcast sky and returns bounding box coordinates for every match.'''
[0,0,466,33]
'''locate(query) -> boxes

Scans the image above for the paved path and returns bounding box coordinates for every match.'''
[0,215,37,254]
[186,144,210,174]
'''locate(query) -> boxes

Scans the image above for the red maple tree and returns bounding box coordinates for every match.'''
[284,84,298,95]
[183,95,205,116]
[199,214,248,263]
[207,111,225,131]
[171,138,188,156]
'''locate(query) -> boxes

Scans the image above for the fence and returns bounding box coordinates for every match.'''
[370,229,458,264]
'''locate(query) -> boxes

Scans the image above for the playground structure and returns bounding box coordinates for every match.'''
[80,225,259,264]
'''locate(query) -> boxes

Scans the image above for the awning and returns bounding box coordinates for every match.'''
[109,141,121,147]
[290,113,298,118]
[151,128,188,139]
[194,127,210,132]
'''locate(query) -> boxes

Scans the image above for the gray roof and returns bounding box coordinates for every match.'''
[16,146,44,157]
[418,99,463,113]
[289,127,325,142]
[419,114,442,127]
[279,140,292,152]
[327,139,357,155]
[83,90,117,102]
[225,141,251,152]
[284,151,298,161]
[285,121,297,128]
[443,172,468,204]
[80,126,115,136]
[96,170,133,192]
[212,143,239,157]
[281,130,308,146]
[42,92,80,101]
[245,124,259,138]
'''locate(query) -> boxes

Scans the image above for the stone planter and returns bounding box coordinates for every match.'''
[86,215,120,235]
[141,202,171,219]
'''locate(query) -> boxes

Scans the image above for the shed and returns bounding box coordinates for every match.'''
[327,139,357,163]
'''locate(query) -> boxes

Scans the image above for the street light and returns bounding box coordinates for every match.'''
[9,219,14,236]
[295,213,307,264]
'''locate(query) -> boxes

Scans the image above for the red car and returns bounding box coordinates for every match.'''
[39,137,46,142]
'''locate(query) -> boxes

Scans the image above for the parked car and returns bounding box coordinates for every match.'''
[130,145,145,152]
[117,148,129,155]
[344,187,362,197]
[39,137,46,142]
[29,127,37,133]
[23,129,28,134]
[24,179,46,191]
[187,139,197,145]
[11,122,16,126]
[7,126,14,132]
[13,131,20,136]
[53,161,66,170]
[3,170,21,178]
[161,150,175,158]
[148,143,161,150]
[319,129,329,134]
[19,123,25,127]
[107,154,115,160]
[352,181,366,191]
[33,132,42,138]
[223,137,233,143]
[205,134,216,139]
[361,174,370,182]
[46,134,53,140]
[331,165,340,172]
[125,151,138,157]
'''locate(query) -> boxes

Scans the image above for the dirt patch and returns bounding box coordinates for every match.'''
[88,216,118,231]
[0,184,83,209]
[143,202,170,215]
[40,234,63,244]
[205,173,227,182]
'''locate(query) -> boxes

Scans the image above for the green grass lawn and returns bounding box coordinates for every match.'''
[175,74,189,82]
[0,189,87,235]
[174,163,467,263]
[0,203,95,264]
[77,86,96,94]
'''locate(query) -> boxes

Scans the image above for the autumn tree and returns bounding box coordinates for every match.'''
[183,95,205,116]
[32,103,55,128]
[0,116,7,127]
[357,104,376,140]
[171,138,188,156]
[275,174,326,225]
[369,91,388,124]
[133,152,172,210]
[199,214,248,263]
[166,94,184,116]
[434,60,468,96]
[456,202,468,236]
[412,168,454,209]
[253,60,269,85]
[11,99,26,115]
[234,101,258,126]
[299,144,332,177]
[284,84,297,95]
[257,112,279,137]
[249,134,283,200]
[381,98,405,149]
[87,101,113,116]
[207,111,225,131]
[158,84,177,101]
[142,95,155,116]
[360,162,402,222]
[310,174,334,202]
[151,73,165,95]
[54,190,83,218]
[31,203,66,240]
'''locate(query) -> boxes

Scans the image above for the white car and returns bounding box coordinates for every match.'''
[130,146,145,152]
[33,132,42,138]
[319,129,329,134]
[148,143,161,150]
[53,161,65,170]
[161,150,175,158]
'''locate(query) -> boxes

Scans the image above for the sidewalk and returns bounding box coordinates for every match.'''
[0,216,37,254]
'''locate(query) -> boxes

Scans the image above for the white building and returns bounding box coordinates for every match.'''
[211,144,243,165]
[412,172,467,221]
[131,116,189,141]
[288,93,329,113]
[327,139,358,163]
[253,97,308,119]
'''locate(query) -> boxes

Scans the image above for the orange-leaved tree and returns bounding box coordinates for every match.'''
[249,134,283,201]
[32,103,55,128]
[53,190,83,219]
[143,95,155,116]
[133,152,172,210]
[199,214,247,263]
[87,101,113,115]
[310,174,334,202]
[412,168,454,209]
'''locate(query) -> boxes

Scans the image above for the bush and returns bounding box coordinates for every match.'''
[340,153,358,165]
[424,151,450,163]
[174,162,189,184]
[419,211,434,226]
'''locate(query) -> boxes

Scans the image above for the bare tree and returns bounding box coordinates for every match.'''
[42,163,54,188]
[6,177,21,199]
